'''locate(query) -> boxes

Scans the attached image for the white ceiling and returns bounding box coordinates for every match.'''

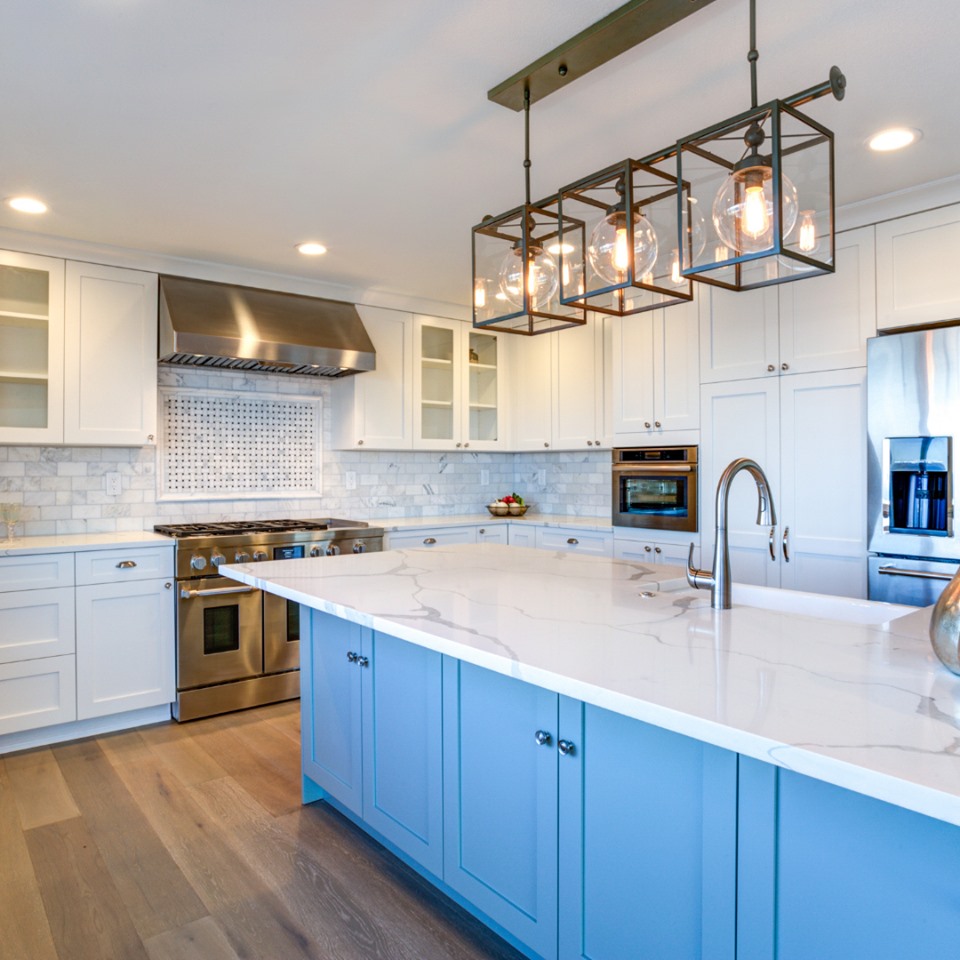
[1,0,957,310]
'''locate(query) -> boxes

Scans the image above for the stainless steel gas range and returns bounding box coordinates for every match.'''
[154,518,383,721]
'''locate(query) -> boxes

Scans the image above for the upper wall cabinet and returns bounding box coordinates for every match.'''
[700,226,876,383]
[331,305,414,450]
[0,253,157,447]
[876,204,960,329]
[414,316,504,451]
[0,251,66,444]
[512,316,604,452]
[606,298,700,446]
[64,262,158,446]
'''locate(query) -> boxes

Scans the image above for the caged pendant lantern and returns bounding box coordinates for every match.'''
[472,88,586,334]
[557,150,697,315]
[676,0,845,290]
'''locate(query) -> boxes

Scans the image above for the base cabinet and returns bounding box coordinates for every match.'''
[302,612,444,875]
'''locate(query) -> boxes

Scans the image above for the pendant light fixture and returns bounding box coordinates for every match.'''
[472,88,586,335]
[676,0,845,290]
[557,149,697,315]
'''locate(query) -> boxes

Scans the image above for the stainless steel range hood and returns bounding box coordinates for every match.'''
[158,275,376,377]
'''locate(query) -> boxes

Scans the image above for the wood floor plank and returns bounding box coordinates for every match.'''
[136,722,229,786]
[144,916,242,960]
[26,815,151,960]
[102,745,322,960]
[188,720,301,817]
[4,746,80,829]
[0,762,59,960]
[52,737,209,940]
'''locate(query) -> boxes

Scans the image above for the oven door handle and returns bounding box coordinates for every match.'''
[179,585,258,599]
[612,464,693,473]
[876,565,955,582]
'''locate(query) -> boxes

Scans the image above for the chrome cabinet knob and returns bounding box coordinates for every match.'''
[587,440,593,446]
[164,582,172,589]
[456,442,462,448]
[644,421,651,428]
[210,551,226,567]
[190,554,207,571]
[654,546,661,554]
[357,439,364,445]
[253,550,268,562]
[535,730,552,746]
[558,739,576,756]
[356,655,370,668]
[654,421,661,428]
[781,362,789,371]
[347,651,358,663]
[479,528,486,534]
[594,440,600,446]
[644,545,652,552]
[767,364,776,372]
[544,442,549,448]
[464,442,469,448]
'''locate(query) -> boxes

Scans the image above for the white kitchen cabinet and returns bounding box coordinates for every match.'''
[385,525,478,550]
[0,587,75,665]
[700,227,876,383]
[607,298,700,444]
[699,369,867,598]
[507,524,536,548]
[64,261,158,446]
[512,316,604,452]
[331,305,414,450]
[0,655,76,736]
[414,316,504,451]
[876,204,960,330]
[476,525,509,544]
[0,250,65,443]
[535,526,612,557]
[613,536,698,570]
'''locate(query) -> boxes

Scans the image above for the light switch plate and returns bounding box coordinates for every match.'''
[480,468,490,486]
[105,472,122,497]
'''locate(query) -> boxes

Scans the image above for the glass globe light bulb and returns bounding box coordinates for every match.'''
[712,169,799,255]
[587,211,658,286]
[798,210,818,254]
[497,245,559,309]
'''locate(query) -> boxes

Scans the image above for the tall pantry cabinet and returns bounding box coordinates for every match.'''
[698,227,877,598]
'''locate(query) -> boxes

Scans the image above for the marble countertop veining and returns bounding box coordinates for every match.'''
[370,514,615,533]
[0,530,173,557]
[220,543,960,827]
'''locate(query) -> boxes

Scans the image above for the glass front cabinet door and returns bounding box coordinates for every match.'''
[0,251,65,443]
[414,316,502,450]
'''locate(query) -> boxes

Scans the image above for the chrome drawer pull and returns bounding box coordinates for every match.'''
[566,538,579,545]
[180,585,256,599]
[116,560,137,569]
[423,537,437,545]
[877,565,954,581]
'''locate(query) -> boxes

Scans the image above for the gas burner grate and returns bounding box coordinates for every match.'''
[154,519,332,538]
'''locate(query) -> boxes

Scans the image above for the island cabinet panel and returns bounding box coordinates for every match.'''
[301,612,444,873]
[442,658,559,960]
[737,757,960,959]
[558,699,737,960]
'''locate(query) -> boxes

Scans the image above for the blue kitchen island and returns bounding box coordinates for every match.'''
[222,543,960,960]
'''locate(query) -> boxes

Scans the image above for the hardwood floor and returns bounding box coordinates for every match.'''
[0,702,525,960]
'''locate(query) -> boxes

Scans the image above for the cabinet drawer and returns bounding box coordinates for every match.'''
[535,527,612,556]
[75,547,173,585]
[0,587,75,665]
[0,553,74,592]
[386,526,478,549]
[0,654,77,736]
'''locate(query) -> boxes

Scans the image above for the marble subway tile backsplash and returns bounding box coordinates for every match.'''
[0,369,611,535]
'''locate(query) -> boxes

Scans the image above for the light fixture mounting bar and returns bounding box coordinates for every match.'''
[488,0,719,111]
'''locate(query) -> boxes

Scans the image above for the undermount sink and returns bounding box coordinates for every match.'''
[729,582,915,626]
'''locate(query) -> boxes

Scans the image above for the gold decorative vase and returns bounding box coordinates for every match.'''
[929,570,960,675]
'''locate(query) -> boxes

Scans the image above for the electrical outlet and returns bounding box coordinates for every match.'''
[538,469,546,486]
[480,468,490,486]
[105,472,122,497]
[345,471,357,491]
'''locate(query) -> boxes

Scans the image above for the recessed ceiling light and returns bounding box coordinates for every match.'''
[867,127,922,152]
[296,242,327,256]
[6,196,48,214]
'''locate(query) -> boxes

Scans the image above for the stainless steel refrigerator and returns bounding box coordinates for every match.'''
[867,327,960,604]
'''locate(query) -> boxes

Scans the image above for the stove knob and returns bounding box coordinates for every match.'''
[234,551,250,563]
[310,546,322,557]
[190,554,207,571]
[253,550,268,562]
[326,544,341,556]
[210,551,226,568]
[352,542,366,554]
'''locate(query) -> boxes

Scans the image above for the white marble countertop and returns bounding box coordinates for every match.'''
[370,513,615,533]
[220,543,960,827]
[0,530,173,557]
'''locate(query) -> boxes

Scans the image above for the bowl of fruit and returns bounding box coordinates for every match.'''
[488,493,527,517]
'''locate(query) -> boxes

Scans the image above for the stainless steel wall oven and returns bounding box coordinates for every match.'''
[155,518,383,720]
[612,446,698,532]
